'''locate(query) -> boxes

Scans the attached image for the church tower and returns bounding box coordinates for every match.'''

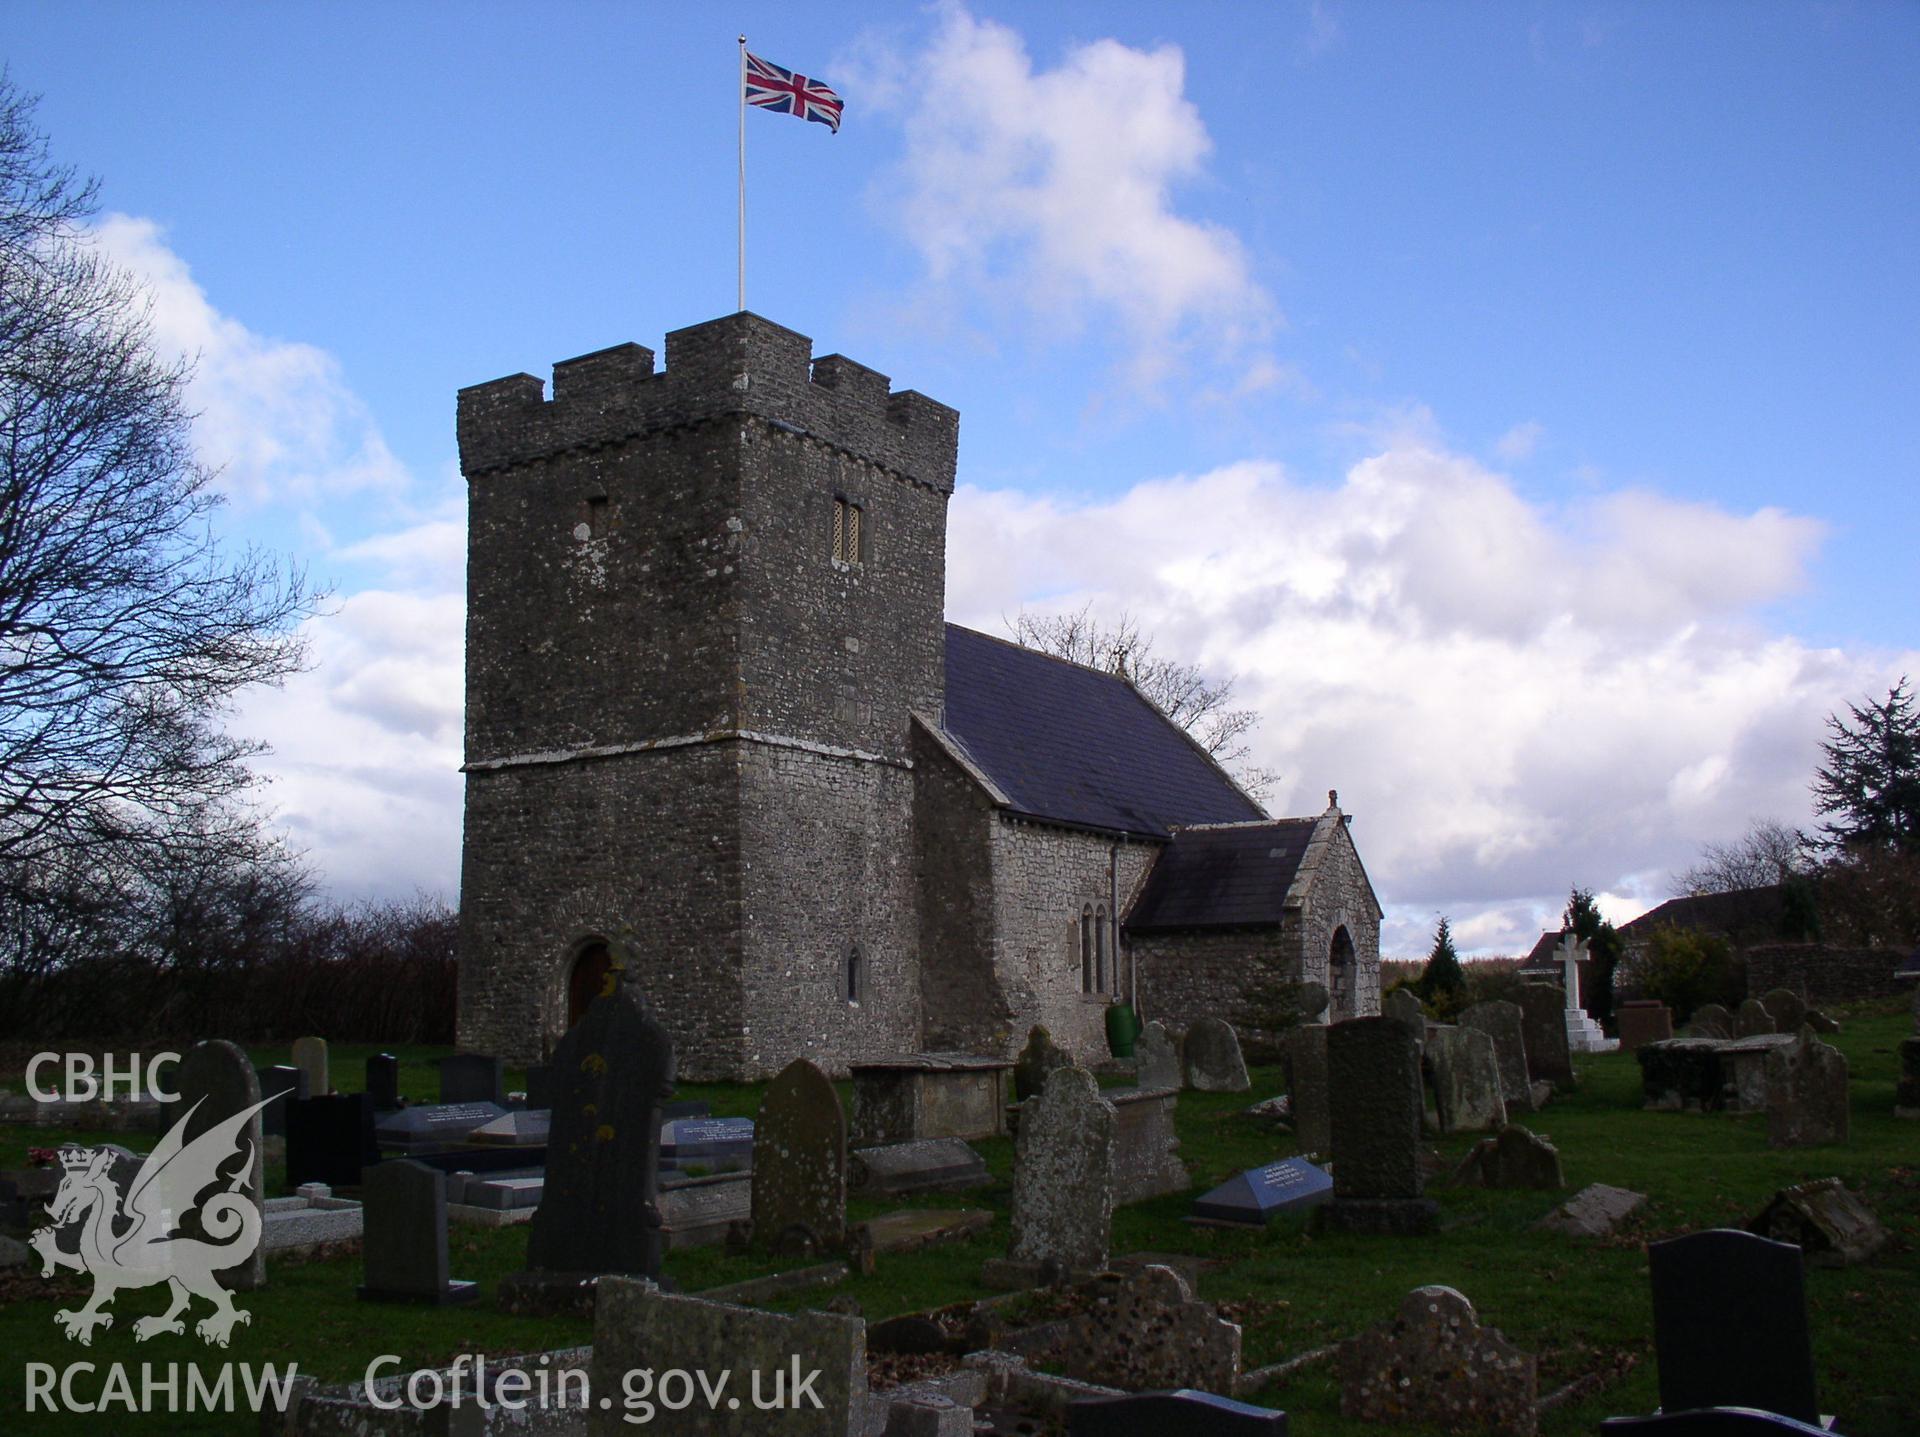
[454,314,957,1078]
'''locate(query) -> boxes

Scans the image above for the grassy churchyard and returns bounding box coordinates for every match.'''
[2,1004,1917,1436]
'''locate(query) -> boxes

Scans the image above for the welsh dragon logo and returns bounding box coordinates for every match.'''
[31,1095,274,1347]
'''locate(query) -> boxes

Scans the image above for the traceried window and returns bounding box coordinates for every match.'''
[832,497,863,565]
[846,945,864,1005]
[1080,905,1096,993]
[1094,905,1108,994]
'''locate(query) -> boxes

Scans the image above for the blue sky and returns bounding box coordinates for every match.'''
[9,2,1916,955]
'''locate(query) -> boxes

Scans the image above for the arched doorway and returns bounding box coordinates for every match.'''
[1328,926,1357,1021]
[567,940,613,1027]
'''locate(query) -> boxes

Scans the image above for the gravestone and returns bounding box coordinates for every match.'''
[438,1052,505,1106]
[255,1065,307,1138]
[1013,1025,1071,1102]
[525,1062,555,1111]
[1183,1017,1250,1092]
[1191,1157,1332,1225]
[1460,1000,1534,1113]
[589,1276,866,1437]
[1068,1389,1290,1437]
[286,1093,377,1188]
[374,1101,507,1151]
[1536,1183,1645,1238]
[1136,1020,1181,1091]
[1896,1036,1920,1118]
[1382,986,1426,1044]
[1282,1024,1331,1156]
[358,1159,476,1304]
[291,1035,329,1097]
[1061,1264,1241,1394]
[1763,1029,1849,1148]
[1296,979,1330,1024]
[1747,1177,1888,1267]
[1426,1025,1508,1133]
[658,1171,752,1250]
[882,1394,972,1437]
[849,1138,989,1195]
[1648,1228,1820,1425]
[1452,1125,1564,1190]
[365,1053,400,1112]
[177,1039,267,1291]
[850,1053,1012,1146]
[1733,999,1776,1038]
[1760,988,1807,1033]
[751,1058,846,1255]
[1615,1000,1674,1052]
[1516,984,1576,1089]
[1317,1017,1437,1234]
[519,974,675,1285]
[1339,1286,1537,1436]
[1109,1086,1189,1203]
[1686,1003,1733,1040]
[1010,1066,1115,1272]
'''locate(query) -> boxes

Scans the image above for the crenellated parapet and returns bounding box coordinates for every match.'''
[457,312,958,492]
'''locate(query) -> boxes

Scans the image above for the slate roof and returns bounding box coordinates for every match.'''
[940,624,1264,839]
[1617,886,1788,944]
[1123,819,1319,932]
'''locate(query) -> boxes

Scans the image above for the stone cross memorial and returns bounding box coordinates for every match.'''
[1010,1066,1115,1273]
[358,1158,477,1305]
[750,1058,846,1255]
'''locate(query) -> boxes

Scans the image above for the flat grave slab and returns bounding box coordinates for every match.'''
[375,1101,508,1152]
[658,1115,754,1172]
[850,1137,990,1195]
[468,1109,550,1146]
[1191,1158,1333,1227]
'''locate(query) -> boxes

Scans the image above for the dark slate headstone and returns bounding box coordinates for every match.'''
[438,1052,505,1106]
[1327,1018,1422,1199]
[1648,1228,1819,1425]
[375,1101,508,1151]
[658,1116,754,1171]
[365,1053,400,1112]
[1282,1025,1330,1156]
[660,1098,710,1122]
[1014,1024,1072,1102]
[177,1039,266,1291]
[751,1058,847,1255]
[1517,984,1576,1089]
[523,975,675,1280]
[1068,1388,1289,1436]
[1318,1017,1436,1234]
[286,1093,377,1189]
[525,1062,555,1112]
[1191,1157,1332,1226]
[1896,1035,1920,1117]
[358,1158,477,1304]
[255,1065,308,1138]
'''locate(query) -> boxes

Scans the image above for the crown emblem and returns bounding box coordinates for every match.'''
[57,1146,93,1172]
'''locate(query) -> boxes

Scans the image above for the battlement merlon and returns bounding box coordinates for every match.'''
[456,312,959,494]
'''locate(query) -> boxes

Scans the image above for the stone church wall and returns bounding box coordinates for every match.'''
[912,726,1012,1053]
[1293,818,1384,1018]
[988,819,1157,1063]
[1133,928,1294,1039]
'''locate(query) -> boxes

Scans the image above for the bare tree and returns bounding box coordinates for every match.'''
[1008,602,1278,801]
[1670,818,1813,897]
[0,76,317,867]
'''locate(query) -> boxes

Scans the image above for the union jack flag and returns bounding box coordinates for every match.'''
[744,51,843,133]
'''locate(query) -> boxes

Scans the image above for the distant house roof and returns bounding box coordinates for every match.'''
[1519,930,1566,972]
[1123,819,1319,932]
[1618,885,1788,944]
[939,624,1264,839]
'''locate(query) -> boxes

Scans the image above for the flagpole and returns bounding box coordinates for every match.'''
[737,35,747,313]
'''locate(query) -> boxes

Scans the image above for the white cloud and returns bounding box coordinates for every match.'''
[90,214,407,505]
[1494,420,1544,461]
[946,442,1908,956]
[856,4,1277,391]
